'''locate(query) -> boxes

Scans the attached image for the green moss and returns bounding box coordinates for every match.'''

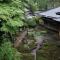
[21,53,34,60]
[37,41,60,60]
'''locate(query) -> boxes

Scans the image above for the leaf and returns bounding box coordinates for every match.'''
[1,24,9,32]
[7,20,24,27]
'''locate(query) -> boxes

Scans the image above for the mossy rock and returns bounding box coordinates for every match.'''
[17,41,37,53]
[28,40,37,50]
[17,43,31,53]
[17,37,37,53]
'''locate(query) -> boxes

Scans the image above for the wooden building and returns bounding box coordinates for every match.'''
[39,7,60,39]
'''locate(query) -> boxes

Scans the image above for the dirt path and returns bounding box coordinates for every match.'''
[31,36,44,60]
[14,30,27,48]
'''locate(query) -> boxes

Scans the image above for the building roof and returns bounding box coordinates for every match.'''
[39,7,60,22]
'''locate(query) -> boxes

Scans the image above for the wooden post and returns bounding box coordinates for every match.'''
[58,30,60,39]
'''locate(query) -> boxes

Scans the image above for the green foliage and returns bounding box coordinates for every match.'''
[28,30,47,36]
[0,0,60,60]
[22,0,39,12]
[25,19,37,27]
[0,0,24,34]
[0,42,22,60]
[22,0,60,11]
[37,41,60,60]
[0,0,60,34]
[0,1,25,59]
[0,0,12,3]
